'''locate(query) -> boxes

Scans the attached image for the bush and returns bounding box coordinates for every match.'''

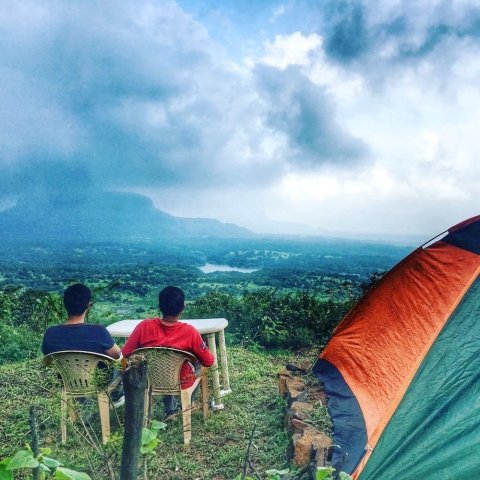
[0,288,65,333]
[0,322,40,365]
[0,288,64,365]
[186,289,355,349]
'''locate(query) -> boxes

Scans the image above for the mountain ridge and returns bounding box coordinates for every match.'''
[0,191,253,243]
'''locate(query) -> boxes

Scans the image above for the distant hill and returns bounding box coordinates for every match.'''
[0,191,253,243]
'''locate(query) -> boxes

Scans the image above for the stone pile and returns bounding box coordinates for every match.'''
[278,363,332,477]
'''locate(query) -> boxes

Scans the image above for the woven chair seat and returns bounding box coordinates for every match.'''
[132,347,209,445]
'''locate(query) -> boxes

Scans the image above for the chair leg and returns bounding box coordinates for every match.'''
[180,389,192,446]
[201,369,209,419]
[98,393,110,444]
[61,391,68,444]
[67,397,77,423]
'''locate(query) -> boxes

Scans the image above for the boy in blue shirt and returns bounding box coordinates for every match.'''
[42,283,124,407]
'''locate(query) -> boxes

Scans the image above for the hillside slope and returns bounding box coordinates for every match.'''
[0,191,253,243]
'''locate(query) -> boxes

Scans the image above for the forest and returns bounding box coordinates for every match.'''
[0,237,411,364]
[0,236,411,479]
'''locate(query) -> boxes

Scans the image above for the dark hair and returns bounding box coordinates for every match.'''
[159,286,185,316]
[63,283,92,316]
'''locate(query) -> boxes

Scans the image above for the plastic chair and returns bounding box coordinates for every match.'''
[43,350,121,444]
[133,347,209,445]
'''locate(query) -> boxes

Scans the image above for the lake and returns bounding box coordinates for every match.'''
[199,263,258,274]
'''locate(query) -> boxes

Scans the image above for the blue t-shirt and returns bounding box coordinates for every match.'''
[42,324,115,356]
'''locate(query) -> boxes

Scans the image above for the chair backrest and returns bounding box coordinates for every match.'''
[43,350,115,396]
[132,347,197,395]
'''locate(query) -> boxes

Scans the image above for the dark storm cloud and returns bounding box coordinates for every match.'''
[320,0,480,67]
[0,0,371,201]
[0,0,243,196]
[255,65,368,167]
[398,19,480,58]
[323,0,370,62]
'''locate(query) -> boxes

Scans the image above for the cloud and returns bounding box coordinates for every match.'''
[320,0,480,70]
[0,0,368,202]
[254,64,368,167]
[2,0,479,238]
[323,0,370,62]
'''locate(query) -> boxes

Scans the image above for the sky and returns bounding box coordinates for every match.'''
[1,0,480,240]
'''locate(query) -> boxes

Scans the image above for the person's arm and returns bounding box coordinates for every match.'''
[105,343,121,359]
[191,330,214,367]
[99,326,121,359]
[121,323,143,357]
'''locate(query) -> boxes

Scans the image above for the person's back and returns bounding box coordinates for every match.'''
[42,323,117,356]
[122,286,214,417]
[122,318,213,384]
[42,283,124,407]
[42,283,121,359]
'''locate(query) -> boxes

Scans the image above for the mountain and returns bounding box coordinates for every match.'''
[0,191,253,243]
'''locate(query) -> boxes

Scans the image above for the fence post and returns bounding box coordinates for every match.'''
[120,356,147,480]
[29,406,40,480]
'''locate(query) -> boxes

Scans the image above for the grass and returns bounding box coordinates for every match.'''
[0,347,320,479]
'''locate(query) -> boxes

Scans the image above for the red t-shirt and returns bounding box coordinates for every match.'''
[122,318,214,388]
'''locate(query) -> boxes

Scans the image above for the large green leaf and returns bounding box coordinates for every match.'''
[265,468,290,476]
[150,420,167,432]
[55,467,91,480]
[42,456,62,469]
[0,460,13,480]
[146,438,160,450]
[139,446,156,456]
[6,450,39,470]
[39,463,51,473]
[141,427,157,445]
[316,466,335,480]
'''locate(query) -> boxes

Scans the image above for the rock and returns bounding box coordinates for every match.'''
[280,362,333,477]
[292,429,333,467]
[278,370,294,397]
[291,401,314,420]
[286,378,306,404]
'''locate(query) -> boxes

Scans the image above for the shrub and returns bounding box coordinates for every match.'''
[0,288,65,333]
[0,323,40,365]
[186,289,355,349]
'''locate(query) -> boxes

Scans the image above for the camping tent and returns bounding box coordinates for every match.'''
[313,215,480,479]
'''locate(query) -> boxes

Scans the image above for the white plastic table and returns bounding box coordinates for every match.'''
[107,318,231,409]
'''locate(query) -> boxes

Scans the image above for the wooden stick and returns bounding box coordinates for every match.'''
[29,406,40,480]
[120,357,148,480]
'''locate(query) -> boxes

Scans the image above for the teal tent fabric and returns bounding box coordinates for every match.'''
[360,275,480,479]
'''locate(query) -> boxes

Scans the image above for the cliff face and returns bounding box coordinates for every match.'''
[0,191,252,243]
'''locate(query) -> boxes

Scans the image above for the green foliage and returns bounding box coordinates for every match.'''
[32,292,66,331]
[0,288,65,364]
[0,457,13,480]
[235,466,353,480]
[0,322,39,364]
[265,468,291,479]
[7,449,39,470]
[307,402,332,434]
[187,289,353,349]
[140,420,167,455]
[316,466,353,480]
[0,445,91,480]
[0,288,65,333]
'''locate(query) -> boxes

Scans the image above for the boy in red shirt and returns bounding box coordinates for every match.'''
[122,286,214,418]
